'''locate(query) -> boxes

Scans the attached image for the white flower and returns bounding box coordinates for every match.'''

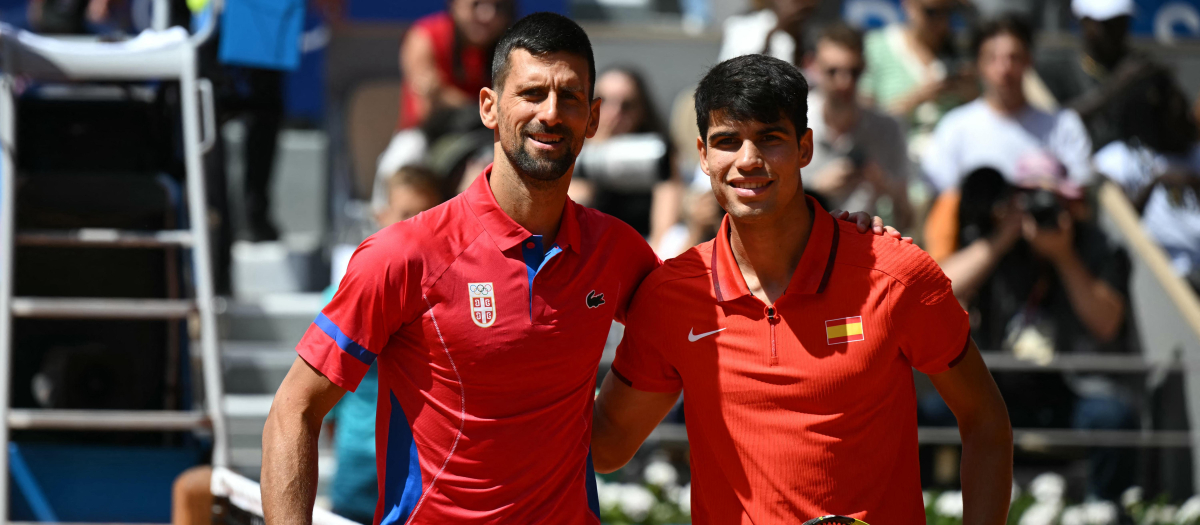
[1086,501,1119,524]
[1142,504,1179,525]
[1062,505,1087,525]
[1019,501,1063,525]
[1011,481,1022,503]
[1030,472,1066,503]
[1177,495,1200,524]
[1122,486,1144,509]
[923,491,932,509]
[935,491,964,518]
[677,483,691,514]
[643,458,679,487]
[596,478,621,510]
[617,484,655,521]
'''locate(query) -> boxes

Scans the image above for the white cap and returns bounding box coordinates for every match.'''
[1072,0,1135,20]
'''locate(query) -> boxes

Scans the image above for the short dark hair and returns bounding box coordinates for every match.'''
[491,12,596,98]
[818,22,864,56]
[971,14,1034,58]
[694,54,809,143]
[388,165,443,203]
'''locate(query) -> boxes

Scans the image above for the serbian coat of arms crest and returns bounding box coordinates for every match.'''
[468,282,496,328]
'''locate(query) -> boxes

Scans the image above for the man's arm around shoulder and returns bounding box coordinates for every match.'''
[591,372,680,473]
[931,339,1013,525]
[261,357,347,525]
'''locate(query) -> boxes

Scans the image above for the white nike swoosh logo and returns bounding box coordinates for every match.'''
[688,327,727,342]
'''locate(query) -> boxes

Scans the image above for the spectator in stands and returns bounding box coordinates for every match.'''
[858,0,975,140]
[326,166,444,523]
[374,165,444,227]
[375,0,515,183]
[570,66,681,243]
[921,14,1092,194]
[1094,123,1200,287]
[805,23,913,228]
[717,0,819,66]
[653,177,722,259]
[1039,0,1197,154]
[929,153,1134,499]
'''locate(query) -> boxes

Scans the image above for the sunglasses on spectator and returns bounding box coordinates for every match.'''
[824,66,864,80]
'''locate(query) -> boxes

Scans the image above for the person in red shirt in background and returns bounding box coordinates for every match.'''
[375,0,516,197]
[399,0,515,131]
[591,54,1013,524]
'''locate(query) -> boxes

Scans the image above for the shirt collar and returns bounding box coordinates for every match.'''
[710,194,841,303]
[465,163,581,253]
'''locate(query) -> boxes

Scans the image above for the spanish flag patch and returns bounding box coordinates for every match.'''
[826,316,864,345]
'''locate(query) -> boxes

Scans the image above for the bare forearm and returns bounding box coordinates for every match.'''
[1054,252,1124,342]
[261,408,322,525]
[942,238,1007,302]
[960,419,1014,525]
[591,372,679,473]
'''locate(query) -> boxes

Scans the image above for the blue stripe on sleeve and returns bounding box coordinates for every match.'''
[314,313,377,365]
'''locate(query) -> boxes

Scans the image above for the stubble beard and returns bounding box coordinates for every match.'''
[500,115,578,183]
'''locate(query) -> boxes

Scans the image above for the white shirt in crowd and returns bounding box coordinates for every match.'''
[1094,141,1200,276]
[921,99,1093,192]
[717,9,796,64]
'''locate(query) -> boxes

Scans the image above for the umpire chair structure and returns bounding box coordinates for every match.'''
[0,5,229,520]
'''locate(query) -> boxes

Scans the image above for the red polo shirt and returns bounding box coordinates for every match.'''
[611,197,970,524]
[297,166,660,524]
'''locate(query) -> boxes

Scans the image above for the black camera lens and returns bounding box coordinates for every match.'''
[1018,189,1062,229]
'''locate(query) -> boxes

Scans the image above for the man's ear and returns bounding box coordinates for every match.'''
[480,87,499,130]
[696,135,709,175]
[584,96,603,139]
[799,128,814,168]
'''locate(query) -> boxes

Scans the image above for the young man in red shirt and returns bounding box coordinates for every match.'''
[592,54,1014,524]
[261,14,890,525]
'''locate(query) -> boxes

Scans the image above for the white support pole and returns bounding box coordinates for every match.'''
[179,54,228,469]
[0,74,18,524]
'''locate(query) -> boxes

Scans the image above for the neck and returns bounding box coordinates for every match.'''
[488,144,571,244]
[823,97,860,135]
[985,88,1026,115]
[728,197,813,305]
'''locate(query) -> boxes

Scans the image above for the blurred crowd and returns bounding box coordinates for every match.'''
[43,0,1198,516]
[353,0,1200,509]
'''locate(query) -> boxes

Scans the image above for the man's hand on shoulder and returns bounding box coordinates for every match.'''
[831,209,913,244]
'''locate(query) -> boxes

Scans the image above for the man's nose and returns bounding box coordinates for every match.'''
[537,91,563,126]
[735,141,764,171]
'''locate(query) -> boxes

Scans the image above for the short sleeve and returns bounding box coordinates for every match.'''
[889,250,971,375]
[857,31,883,101]
[611,283,683,393]
[921,114,963,193]
[613,227,663,325]
[1050,109,1095,186]
[296,231,422,391]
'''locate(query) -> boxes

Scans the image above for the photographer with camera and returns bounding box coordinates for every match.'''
[929,152,1134,499]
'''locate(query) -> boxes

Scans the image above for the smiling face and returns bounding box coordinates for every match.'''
[698,111,813,221]
[482,48,601,182]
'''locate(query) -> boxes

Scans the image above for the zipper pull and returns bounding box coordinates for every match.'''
[766,306,778,322]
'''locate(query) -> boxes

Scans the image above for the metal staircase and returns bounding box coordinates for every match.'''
[0,9,227,521]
